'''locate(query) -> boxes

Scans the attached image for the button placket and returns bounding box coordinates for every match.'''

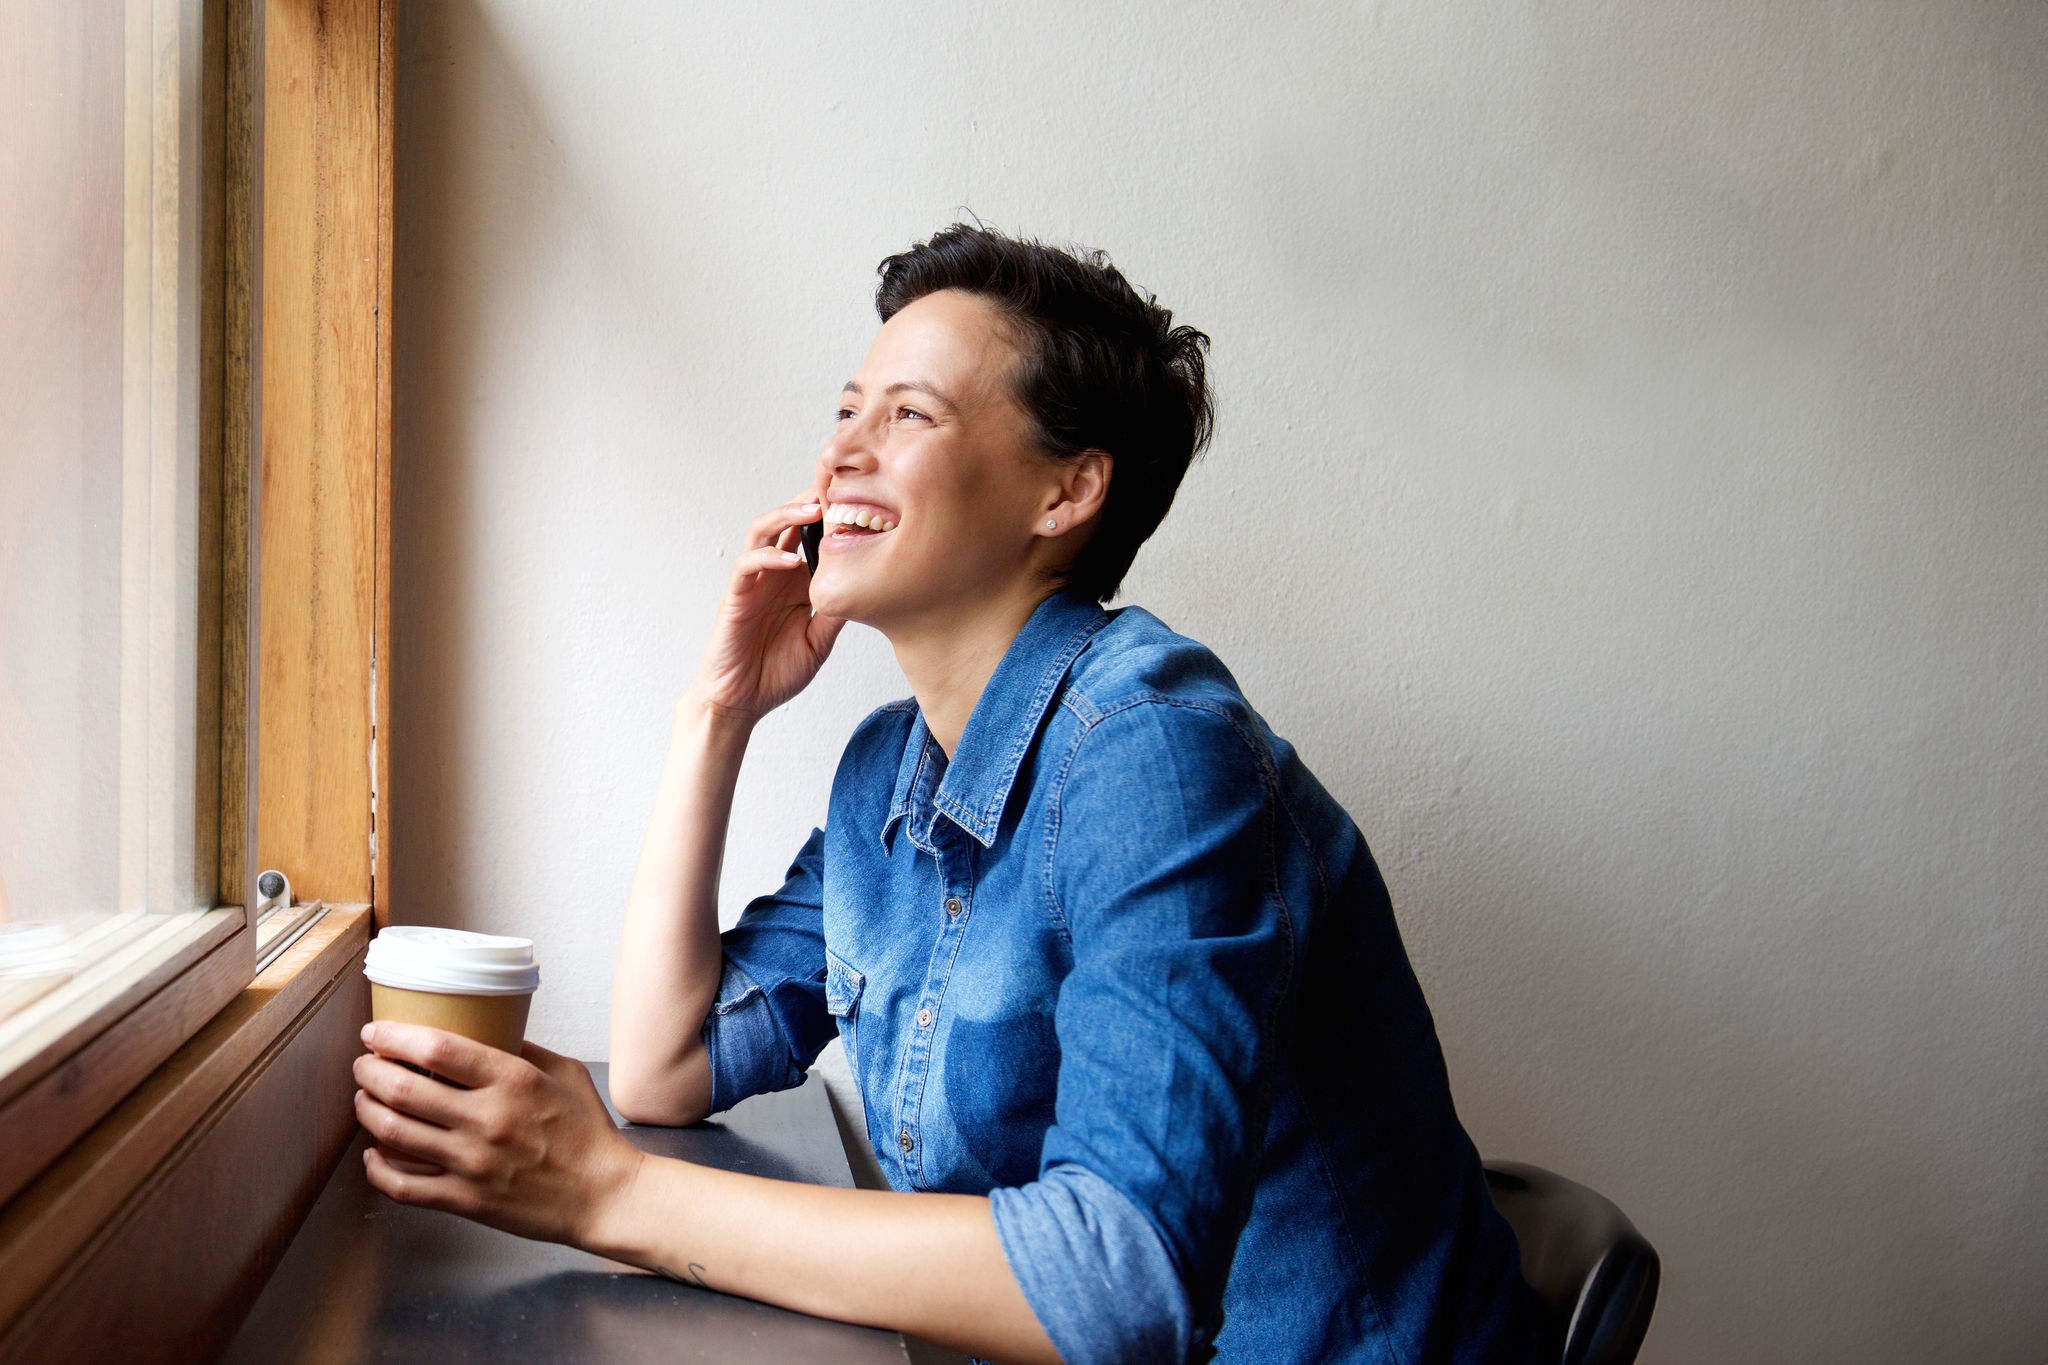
[894,827,975,1190]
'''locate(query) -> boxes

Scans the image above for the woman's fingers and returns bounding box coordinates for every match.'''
[363,1145,480,1216]
[354,1087,472,1172]
[360,1021,503,1090]
[729,543,807,588]
[354,1050,473,1129]
[744,498,822,551]
[377,1149,448,1178]
[686,489,835,721]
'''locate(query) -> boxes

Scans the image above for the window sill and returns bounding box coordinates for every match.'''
[0,903,372,1361]
[0,907,249,1208]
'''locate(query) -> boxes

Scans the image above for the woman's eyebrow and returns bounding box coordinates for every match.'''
[841,379,959,414]
[887,381,958,413]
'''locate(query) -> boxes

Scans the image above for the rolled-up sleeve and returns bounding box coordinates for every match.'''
[991,1164,1193,1363]
[701,827,838,1115]
[996,700,1296,1365]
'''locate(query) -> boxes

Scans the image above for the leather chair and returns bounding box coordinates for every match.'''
[1484,1161,1660,1365]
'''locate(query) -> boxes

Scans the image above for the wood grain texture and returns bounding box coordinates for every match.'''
[219,0,256,905]
[0,906,370,1333]
[195,0,229,911]
[257,0,386,903]
[0,913,248,1208]
[0,912,372,1364]
[372,0,395,928]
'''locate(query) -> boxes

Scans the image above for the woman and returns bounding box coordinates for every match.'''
[353,226,1540,1364]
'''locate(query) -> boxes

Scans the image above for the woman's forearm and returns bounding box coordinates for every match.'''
[607,695,755,1124]
[590,1156,1060,1365]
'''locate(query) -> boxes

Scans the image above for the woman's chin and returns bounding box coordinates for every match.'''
[807,570,881,625]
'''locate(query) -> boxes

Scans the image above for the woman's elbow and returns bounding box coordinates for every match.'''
[607,1050,712,1128]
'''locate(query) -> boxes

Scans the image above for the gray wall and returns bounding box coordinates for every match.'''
[390,4,2048,1361]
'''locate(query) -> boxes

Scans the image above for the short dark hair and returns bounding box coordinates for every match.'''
[874,224,1213,602]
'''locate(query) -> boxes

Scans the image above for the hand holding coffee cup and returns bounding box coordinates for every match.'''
[353,935,636,1244]
[361,927,541,1173]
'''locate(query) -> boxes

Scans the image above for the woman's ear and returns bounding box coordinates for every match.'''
[1039,450,1112,537]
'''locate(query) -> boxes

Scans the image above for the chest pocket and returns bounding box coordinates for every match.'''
[823,946,866,1064]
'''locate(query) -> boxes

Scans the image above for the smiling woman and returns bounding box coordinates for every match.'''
[354,225,1544,1365]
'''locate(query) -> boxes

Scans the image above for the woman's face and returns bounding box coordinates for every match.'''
[807,289,1081,631]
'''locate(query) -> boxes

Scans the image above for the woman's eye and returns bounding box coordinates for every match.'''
[835,407,856,421]
[896,406,929,423]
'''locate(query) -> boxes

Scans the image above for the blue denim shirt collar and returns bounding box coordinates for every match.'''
[881,592,1111,850]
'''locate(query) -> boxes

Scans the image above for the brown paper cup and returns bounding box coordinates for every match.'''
[369,982,532,1055]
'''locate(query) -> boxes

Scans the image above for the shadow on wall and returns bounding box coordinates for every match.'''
[391,0,560,933]
[1295,660,2033,1363]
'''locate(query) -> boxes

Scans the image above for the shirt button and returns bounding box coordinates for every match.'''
[944,897,963,917]
[898,1128,914,1153]
[917,1007,932,1028]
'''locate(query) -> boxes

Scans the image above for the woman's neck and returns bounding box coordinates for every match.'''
[888,585,1058,759]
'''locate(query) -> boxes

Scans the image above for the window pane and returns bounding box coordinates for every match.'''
[0,1,124,939]
[0,0,211,1029]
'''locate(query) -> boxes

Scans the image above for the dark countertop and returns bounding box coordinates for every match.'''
[223,1065,909,1364]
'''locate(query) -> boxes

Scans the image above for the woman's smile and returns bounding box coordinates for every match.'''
[819,499,899,551]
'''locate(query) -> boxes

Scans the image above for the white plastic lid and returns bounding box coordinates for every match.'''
[0,922,75,979]
[363,925,540,996]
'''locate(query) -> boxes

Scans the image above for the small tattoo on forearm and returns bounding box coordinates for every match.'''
[656,1263,713,1290]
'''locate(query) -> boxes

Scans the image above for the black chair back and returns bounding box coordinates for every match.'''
[1484,1161,1660,1365]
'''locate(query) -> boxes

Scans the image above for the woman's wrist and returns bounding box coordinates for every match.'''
[675,689,761,744]
[579,1142,660,1264]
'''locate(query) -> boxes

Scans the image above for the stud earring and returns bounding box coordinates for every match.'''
[1046,519,1056,529]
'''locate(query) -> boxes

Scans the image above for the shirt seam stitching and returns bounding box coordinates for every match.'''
[1044,692,1303,1351]
[1300,1078,1390,1355]
[1038,713,1089,944]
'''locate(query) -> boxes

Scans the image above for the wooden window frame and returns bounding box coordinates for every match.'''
[0,0,395,1355]
[0,0,255,1218]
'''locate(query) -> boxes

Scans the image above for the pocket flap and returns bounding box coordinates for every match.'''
[823,947,864,1019]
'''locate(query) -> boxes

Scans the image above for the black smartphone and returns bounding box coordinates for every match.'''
[800,519,822,574]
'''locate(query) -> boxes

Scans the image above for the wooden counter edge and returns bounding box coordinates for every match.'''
[0,905,373,1362]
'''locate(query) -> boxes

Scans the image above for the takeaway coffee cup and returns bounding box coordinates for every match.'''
[362,926,540,1055]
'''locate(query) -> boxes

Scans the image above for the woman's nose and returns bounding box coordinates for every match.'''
[820,417,878,474]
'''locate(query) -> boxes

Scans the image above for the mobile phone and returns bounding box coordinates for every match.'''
[800,519,822,574]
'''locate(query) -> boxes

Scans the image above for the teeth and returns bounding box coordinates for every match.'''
[823,504,894,531]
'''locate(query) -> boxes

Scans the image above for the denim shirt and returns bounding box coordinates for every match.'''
[703,593,1539,1365]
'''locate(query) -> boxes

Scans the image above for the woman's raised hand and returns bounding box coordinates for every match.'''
[687,492,843,724]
